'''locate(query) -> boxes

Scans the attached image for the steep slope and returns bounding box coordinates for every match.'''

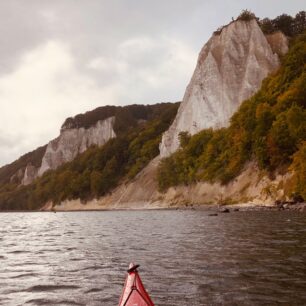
[38,117,116,176]
[0,102,179,210]
[51,160,291,210]
[160,19,284,157]
[158,31,306,201]
[0,145,47,185]
[35,103,181,179]
[0,103,177,186]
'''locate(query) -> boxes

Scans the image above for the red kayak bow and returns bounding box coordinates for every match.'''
[118,263,154,306]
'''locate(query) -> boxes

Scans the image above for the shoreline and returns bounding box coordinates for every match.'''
[1,201,305,213]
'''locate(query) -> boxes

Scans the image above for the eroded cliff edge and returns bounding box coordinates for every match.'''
[20,117,116,185]
[160,19,287,157]
[38,117,116,176]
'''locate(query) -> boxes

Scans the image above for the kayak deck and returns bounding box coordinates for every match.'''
[118,263,154,306]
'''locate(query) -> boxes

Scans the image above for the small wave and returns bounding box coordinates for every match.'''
[46,234,61,237]
[35,248,62,254]
[14,261,41,267]
[26,298,84,306]
[8,250,31,254]
[70,258,82,261]
[4,243,17,247]
[66,247,77,251]
[85,288,102,293]
[81,265,105,271]
[26,284,80,292]
[11,272,38,279]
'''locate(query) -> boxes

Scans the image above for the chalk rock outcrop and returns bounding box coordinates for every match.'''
[160,19,284,157]
[22,163,38,185]
[38,117,116,176]
[10,168,24,184]
[265,31,289,56]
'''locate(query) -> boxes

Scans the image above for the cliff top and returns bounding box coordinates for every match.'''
[213,10,305,38]
[61,102,179,134]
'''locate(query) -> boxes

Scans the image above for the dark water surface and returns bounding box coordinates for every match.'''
[0,210,306,306]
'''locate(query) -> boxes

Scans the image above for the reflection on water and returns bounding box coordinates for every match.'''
[0,210,306,305]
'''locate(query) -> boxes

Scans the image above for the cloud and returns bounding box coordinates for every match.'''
[0,37,196,166]
[0,41,119,165]
[87,35,197,102]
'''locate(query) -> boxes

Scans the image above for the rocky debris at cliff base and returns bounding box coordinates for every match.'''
[45,199,306,213]
[219,207,230,213]
[225,202,306,212]
[275,202,306,212]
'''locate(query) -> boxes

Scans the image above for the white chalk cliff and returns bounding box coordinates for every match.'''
[160,19,285,157]
[37,117,116,176]
[22,163,38,186]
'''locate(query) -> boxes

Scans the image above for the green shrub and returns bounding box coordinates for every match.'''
[237,10,256,21]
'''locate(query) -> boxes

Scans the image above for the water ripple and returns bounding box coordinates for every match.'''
[0,210,306,305]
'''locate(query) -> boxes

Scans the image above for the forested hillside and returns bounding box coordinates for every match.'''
[0,145,47,185]
[158,32,306,200]
[0,11,304,211]
[0,102,179,210]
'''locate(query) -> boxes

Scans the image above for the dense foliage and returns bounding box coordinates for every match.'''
[158,32,306,200]
[0,103,177,188]
[0,103,179,210]
[289,141,306,200]
[214,11,305,37]
[61,103,173,134]
[0,145,47,185]
[259,11,306,36]
[236,10,257,22]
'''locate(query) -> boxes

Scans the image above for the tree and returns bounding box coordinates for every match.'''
[178,131,191,148]
[293,11,306,35]
[237,10,256,21]
[273,14,294,36]
[260,18,275,34]
[90,170,104,197]
[289,141,306,200]
[267,113,295,168]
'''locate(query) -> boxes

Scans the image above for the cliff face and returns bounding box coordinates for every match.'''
[38,117,116,176]
[22,164,38,186]
[265,31,289,56]
[2,103,175,189]
[17,117,116,185]
[160,19,283,157]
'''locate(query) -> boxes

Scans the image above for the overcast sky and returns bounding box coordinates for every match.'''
[0,0,304,167]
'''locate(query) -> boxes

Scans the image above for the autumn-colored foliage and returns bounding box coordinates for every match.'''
[289,141,306,200]
[158,31,306,201]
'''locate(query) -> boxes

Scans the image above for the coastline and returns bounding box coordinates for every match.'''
[45,195,306,213]
[2,201,305,213]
